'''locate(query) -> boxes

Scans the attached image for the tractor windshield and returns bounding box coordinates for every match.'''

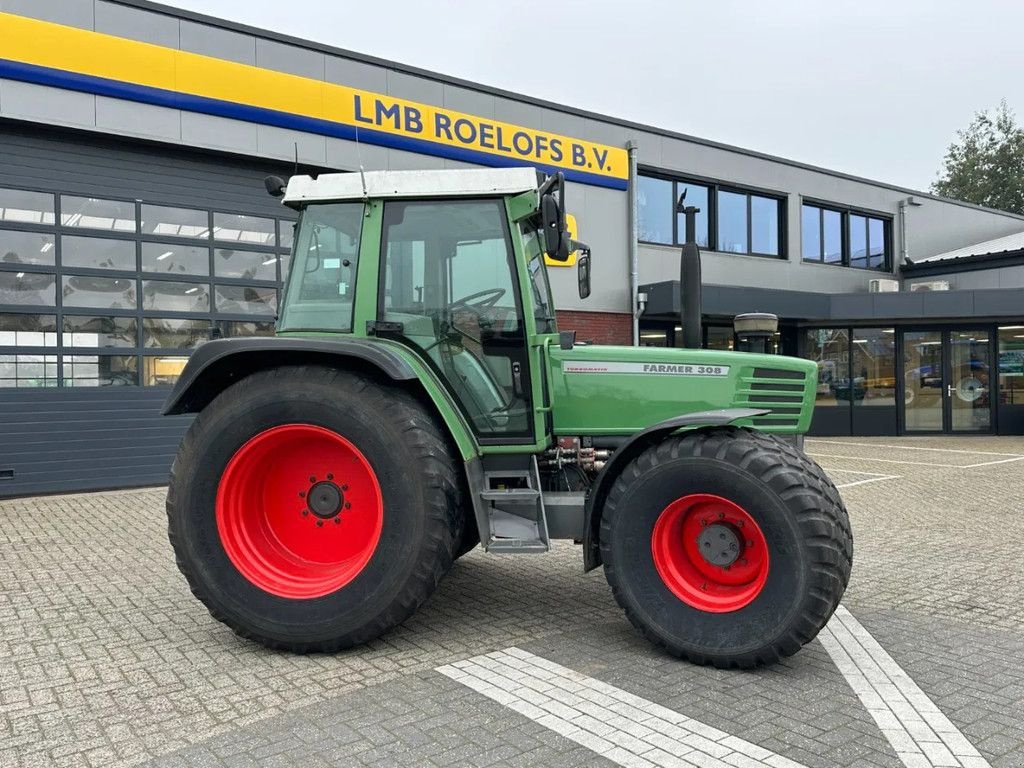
[520,216,557,334]
[278,203,364,333]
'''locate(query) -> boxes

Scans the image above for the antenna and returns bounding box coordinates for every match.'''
[292,142,299,177]
[354,125,369,200]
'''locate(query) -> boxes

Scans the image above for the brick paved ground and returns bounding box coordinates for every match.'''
[1,436,1022,767]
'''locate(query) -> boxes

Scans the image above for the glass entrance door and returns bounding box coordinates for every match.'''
[903,330,943,431]
[948,330,991,432]
[902,328,992,433]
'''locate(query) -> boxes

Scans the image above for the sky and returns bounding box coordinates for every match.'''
[162,0,1024,192]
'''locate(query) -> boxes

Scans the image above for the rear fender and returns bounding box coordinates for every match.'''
[582,408,768,572]
[161,337,478,460]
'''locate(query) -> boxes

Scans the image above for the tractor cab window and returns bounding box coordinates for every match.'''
[380,199,532,438]
[278,203,363,332]
[520,216,557,335]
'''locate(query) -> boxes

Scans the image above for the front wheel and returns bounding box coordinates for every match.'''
[599,426,852,668]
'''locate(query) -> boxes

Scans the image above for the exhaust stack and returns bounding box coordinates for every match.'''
[677,193,702,349]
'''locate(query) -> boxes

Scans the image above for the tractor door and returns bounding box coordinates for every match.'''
[377,198,535,442]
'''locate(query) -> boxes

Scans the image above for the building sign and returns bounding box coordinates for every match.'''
[0,13,628,190]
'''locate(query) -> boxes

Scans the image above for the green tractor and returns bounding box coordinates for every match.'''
[164,168,852,668]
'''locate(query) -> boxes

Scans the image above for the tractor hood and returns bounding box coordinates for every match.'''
[546,343,817,436]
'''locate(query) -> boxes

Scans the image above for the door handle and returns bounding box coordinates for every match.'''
[947,384,955,397]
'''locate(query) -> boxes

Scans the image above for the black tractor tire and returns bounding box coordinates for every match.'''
[599,426,852,669]
[167,365,463,652]
[454,522,480,560]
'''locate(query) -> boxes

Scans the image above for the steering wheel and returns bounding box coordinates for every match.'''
[449,287,506,312]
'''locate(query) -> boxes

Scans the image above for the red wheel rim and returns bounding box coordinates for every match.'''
[216,424,383,599]
[651,493,769,613]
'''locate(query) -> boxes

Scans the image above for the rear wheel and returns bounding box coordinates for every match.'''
[600,426,852,668]
[167,366,462,651]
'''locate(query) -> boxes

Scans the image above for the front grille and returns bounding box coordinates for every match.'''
[735,367,811,430]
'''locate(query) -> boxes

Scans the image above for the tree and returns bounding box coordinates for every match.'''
[932,100,1024,215]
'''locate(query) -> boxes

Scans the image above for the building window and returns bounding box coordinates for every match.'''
[852,328,896,405]
[999,326,1024,406]
[801,203,890,270]
[1,229,56,267]
[638,172,784,257]
[0,188,55,225]
[62,236,136,272]
[61,196,136,232]
[64,315,137,348]
[637,176,673,244]
[141,242,209,275]
[0,314,58,347]
[805,328,850,408]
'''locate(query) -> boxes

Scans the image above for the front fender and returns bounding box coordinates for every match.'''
[582,408,768,572]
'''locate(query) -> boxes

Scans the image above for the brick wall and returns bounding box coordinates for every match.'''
[555,311,633,346]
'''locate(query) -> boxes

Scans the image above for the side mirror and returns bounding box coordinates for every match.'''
[540,172,571,262]
[577,250,591,300]
[264,175,286,197]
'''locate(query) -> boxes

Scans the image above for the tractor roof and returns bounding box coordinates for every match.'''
[283,167,541,206]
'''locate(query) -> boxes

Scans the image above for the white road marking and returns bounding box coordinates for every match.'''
[834,475,902,489]
[821,467,902,488]
[438,648,808,768]
[810,452,1024,471]
[820,606,991,768]
[806,439,1022,457]
[808,452,967,468]
[960,455,1024,468]
[820,467,902,477]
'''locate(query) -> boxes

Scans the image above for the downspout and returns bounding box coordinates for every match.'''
[627,140,639,345]
[898,195,921,265]
[898,199,908,265]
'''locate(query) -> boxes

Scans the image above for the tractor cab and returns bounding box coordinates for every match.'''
[275,168,572,443]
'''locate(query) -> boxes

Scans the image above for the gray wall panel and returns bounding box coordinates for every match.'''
[324,55,388,93]
[0,81,96,130]
[257,125,327,166]
[324,136,387,171]
[179,19,256,65]
[387,70,444,106]
[255,38,325,80]
[96,96,182,143]
[443,85,495,118]
[387,148,444,171]
[95,0,179,47]
[0,0,94,29]
[181,113,259,155]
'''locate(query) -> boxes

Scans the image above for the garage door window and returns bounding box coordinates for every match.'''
[0,185,294,387]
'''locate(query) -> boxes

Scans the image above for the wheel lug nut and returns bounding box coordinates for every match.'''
[316,520,323,527]
[333,518,340,524]
[342,484,349,491]
[746,540,753,547]
[344,502,351,510]
[327,473,334,480]
[298,491,305,498]
[302,510,308,517]
[717,512,725,520]
[309,476,316,483]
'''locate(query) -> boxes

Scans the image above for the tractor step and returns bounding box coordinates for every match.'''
[479,488,540,501]
[478,456,550,554]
